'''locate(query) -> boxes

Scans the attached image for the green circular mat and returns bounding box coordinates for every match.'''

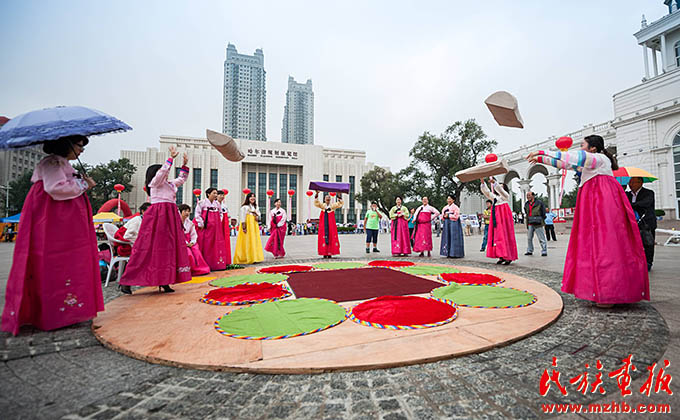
[313,262,368,270]
[209,273,288,288]
[215,298,347,339]
[431,284,536,308]
[400,265,460,276]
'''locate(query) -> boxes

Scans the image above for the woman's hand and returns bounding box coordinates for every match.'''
[314,191,319,198]
[526,151,539,163]
[169,146,179,159]
[182,152,188,166]
[83,175,96,189]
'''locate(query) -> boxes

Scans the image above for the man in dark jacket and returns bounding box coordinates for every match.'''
[524,191,547,256]
[626,177,656,271]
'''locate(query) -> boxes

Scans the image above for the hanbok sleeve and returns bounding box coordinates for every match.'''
[240,206,248,223]
[480,182,494,200]
[170,165,189,188]
[331,200,344,211]
[194,199,205,228]
[313,199,324,210]
[389,206,397,220]
[40,157,88,201]
[149,158,173,188]
[428,205,440,218]
[188,222,197,244]
[535,150,598,171]
[494,183,510,201]
[122,217,141,242]
[450,204,460,221]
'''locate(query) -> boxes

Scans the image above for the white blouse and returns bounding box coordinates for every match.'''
[481,182,510,206]
[239,204,261,223]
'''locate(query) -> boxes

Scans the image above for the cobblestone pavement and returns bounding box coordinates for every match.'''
[0,250,672,420]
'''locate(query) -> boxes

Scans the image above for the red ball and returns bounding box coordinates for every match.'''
[193,188,201,196]
[555,136,573,151]
[287,189,295,196]
[266,189,274,196]
[305,191,314,197]
[242,188,251,195]
[485,154,498,163]
[113,183,125,192]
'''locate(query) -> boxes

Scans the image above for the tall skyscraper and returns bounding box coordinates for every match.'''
[281,76,314,145]
[222,43,266,141]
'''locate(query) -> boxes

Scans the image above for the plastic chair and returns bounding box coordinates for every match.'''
[101,223,130,287]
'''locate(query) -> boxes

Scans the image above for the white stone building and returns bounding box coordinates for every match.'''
[222,44,266,141]
[281,77,314,145]
[120,135,379,224]
[460,2,680,219]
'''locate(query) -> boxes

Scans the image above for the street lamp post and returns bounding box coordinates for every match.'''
[0,184,10,218]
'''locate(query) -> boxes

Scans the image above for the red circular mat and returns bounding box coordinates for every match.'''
[349,296,457,329]
[368,260,415,268]
[439,272,504,286]
[258,265,314,274]
[200,283,290,306]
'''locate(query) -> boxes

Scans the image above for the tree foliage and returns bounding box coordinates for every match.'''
[399,119,497,209]
[355,166,405,215]
[86,158,137,211]
[5,170,33,214]
[561,186,578,208]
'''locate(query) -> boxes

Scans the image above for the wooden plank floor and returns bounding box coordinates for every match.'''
[92,264,563,373]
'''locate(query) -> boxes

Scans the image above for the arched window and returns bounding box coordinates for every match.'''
[674,132,680,217]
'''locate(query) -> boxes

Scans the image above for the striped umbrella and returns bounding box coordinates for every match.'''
[612,167,657,185]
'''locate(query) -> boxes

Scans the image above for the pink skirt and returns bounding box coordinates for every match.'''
[412,212,433,252]
[265,221,286,258]
[1,181,104,335]
[185,233,210,276]
[486,203,518,261]
[196,210,227,270]
[391,218,411,255]
[562,175,649,304]
[120,202,191,286]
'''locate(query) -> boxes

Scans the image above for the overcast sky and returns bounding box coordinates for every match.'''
[1,0,669,179]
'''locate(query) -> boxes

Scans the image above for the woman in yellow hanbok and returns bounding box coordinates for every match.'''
[233,192,264,264]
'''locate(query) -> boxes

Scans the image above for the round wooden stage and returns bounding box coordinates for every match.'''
[92,262,563,373]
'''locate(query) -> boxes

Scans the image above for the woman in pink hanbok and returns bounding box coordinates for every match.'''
[194,188,228,270]
[179,204,210,276]
[119,146,191,294]
[389,196,411,256]
[264,198,287,259]
[411,197,440,257]
[481,178,518,265]
[1,135,104,335]
[527,135,649,306]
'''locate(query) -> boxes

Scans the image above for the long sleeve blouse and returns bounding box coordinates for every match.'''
[183,217,197,245]
[194,198,220,228]
[441,203,461,221]
[240,204,261,223]
[481,181,510,205]
[149,157,189,204]
[535,150,612,186]
[413,204,440,221]
[32,155,88,201]
[389,205,409,220]
[269,208,287,227]
[314,199,343,212]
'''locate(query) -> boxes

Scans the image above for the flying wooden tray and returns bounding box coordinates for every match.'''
[485,91,524,128]
[455,159,509,183]
[206,129,245,162]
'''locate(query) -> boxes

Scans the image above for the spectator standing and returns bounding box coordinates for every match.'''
[626,177,657,271]
[363,202,382,253]
[524,191,548,256]
[544,209,557,241]
[480,200,492,251]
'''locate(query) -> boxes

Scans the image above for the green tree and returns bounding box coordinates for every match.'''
[87,158,137,211]
[401,119,497,209]
[6,170,33,214]
[561,186,578,208]
[356,167,405,215]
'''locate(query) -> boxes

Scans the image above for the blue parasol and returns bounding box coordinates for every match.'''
[0,105,131,150]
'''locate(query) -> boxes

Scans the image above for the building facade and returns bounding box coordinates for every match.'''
[0,146,46,186]
[281,76,314,145]
[222,43,266,141]
[120,135,379,224]
[460,3,680,219]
